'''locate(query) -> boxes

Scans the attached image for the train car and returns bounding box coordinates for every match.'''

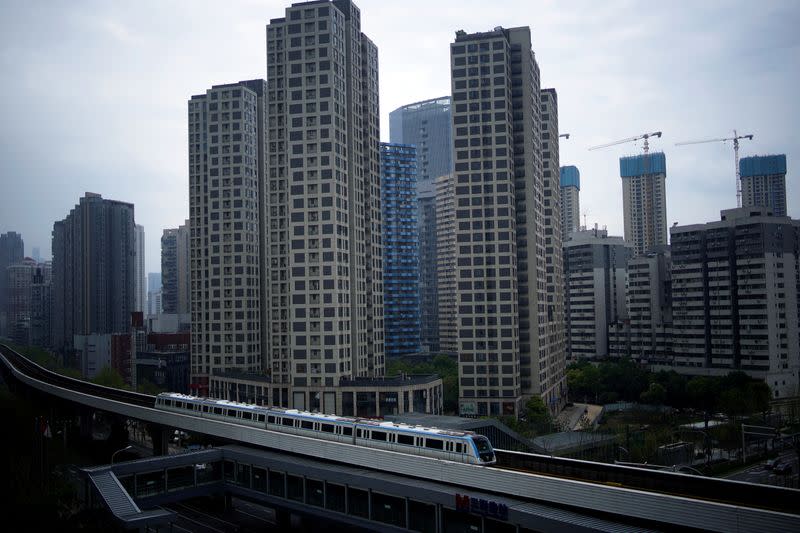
[154,393,496,465]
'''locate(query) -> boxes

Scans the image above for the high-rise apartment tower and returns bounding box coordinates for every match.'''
[620,152,667,257]
[380,143,420,357]
[51,193,136,351]
[450,27,565,417]
[264,0,383,406]
[739,154,787,217]
[560,166,580,240]
[188,80,266,394]
[162,221,191,315]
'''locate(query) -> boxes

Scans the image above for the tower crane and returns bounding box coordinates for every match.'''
[559,133,571,139]
[675,130,754,207]
[588,131,662,154]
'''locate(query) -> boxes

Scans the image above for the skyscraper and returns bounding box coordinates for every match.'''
[380,143,420,357]
[390,97,453,354]
[564,229,632,359]
[161,221,190,315]
[739,154,787,217]
[0,231,24,337]
[188,80,266,395]
[620,152,667,257]
[134,224,146,313]
[264,0,383,404]
[389,96,453,188]
[450,27,565,417]
[560,165,580,240]
[51,193,136,351]
[538,88,567,412]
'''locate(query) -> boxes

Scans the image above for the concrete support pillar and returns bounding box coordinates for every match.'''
[79,410,93,440]
[149,423,169,456]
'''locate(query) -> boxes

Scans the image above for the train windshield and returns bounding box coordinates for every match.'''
[471,436,496,463]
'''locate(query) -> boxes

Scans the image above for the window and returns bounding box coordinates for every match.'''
[282,417,295,427]
[268,415,276,424]
[425,438,444,450]
[321,424,334,433]
[397,434,414,446]
[301,420,314,430]
[342,427,353,436]
[227,409,238,418]
[257,414,266,423]
[242,412,252,420]
[213,408,223,415]
[371,431,387,441]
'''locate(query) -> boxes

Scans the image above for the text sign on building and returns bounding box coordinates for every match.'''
[455,493,509,521]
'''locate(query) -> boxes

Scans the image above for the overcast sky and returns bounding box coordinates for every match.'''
[1,0,797,274]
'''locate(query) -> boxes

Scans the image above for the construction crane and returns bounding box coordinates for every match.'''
[675,130,754,207]
[588,131,662,154]
[559,133,571,139]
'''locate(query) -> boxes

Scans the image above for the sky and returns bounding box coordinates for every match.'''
[0,0,798,274]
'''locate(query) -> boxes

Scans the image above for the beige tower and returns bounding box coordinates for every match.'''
[450,27,565,417]
[265,0,383,407]
[188,80,266,395]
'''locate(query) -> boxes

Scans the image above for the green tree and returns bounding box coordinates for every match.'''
[567,362,601,402]
[137,379,167,396]
[524,395,553,433]
[640,382,667,405]
[91,366,128,390]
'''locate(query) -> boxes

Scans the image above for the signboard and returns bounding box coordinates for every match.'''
[455,493,509,521]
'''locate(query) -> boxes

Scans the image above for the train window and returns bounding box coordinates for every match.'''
[227,410,238,418]
[202,405,209,413]
[371,431,387,441]
[320,423,334,433]
[242,412,252,420]
[342,427,353,436]
[425,439,444,450]
[214,408,223,415]
[397,434,414,446]
[268,416,276,424]
[282,417,295,427]
[356,429,363,438]
[456,443,463,453]
[176,401,184,409]
[257,414,265,422]
[301,420,314,430]
[165,400,173,407]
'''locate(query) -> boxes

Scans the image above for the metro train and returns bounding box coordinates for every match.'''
[155,393,496,465]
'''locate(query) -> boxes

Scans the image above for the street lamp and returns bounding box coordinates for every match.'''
[111,445,133,465]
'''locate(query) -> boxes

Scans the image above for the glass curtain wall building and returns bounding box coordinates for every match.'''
[381,143,421,357]
[389,96,453,353]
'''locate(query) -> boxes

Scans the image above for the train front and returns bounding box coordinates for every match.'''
[471,435,496,464]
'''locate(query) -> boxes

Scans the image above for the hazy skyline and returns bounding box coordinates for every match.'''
[1,0,797,273]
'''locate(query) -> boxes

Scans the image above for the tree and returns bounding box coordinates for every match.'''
[524,395,553,433]
[640,382,667,405]
[91,366,128,390]
[567,363,601,403]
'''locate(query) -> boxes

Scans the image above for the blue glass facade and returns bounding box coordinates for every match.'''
[560,165,580,189]
[389,97,453,353]
[740,154,786,177]
[380,143,421,357]
[619,152,667,177]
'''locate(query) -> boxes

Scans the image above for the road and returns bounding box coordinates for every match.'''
[725,450,798,489]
